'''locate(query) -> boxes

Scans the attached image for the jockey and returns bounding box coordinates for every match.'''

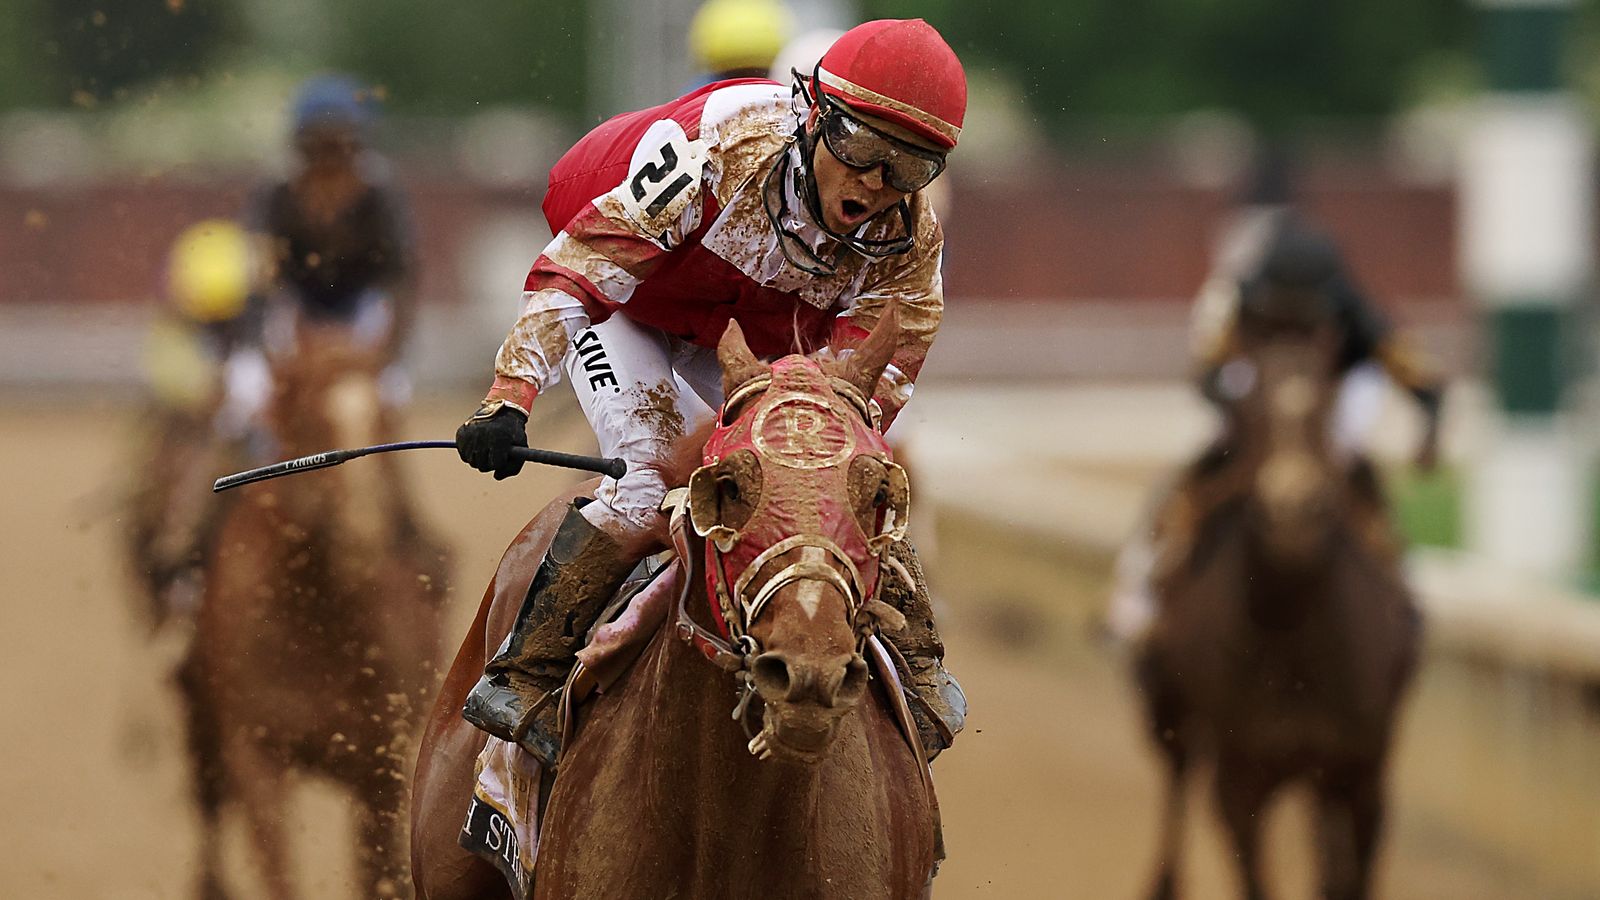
[127,219,256,627]
[1106,215,1444,645]
[221,73,417,437]
[1189,213,1444,467]
[456,18,967,765]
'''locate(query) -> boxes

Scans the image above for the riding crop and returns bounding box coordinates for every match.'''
[213,440,627,493]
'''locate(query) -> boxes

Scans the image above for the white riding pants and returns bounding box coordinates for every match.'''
[565,314,723,536]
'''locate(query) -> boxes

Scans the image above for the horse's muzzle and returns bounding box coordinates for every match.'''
[747,650,870,762]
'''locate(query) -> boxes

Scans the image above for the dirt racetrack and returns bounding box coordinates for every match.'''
[0,397,1588,899]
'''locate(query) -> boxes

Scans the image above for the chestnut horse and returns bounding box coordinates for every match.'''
[1136,322,1421,900]
[412,313,937,900]
[183,323,448,899]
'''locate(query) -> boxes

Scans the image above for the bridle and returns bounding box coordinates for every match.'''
[667,360,909,743]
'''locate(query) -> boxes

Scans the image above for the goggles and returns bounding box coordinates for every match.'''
[816,93,947,194]
[762,143,917,276]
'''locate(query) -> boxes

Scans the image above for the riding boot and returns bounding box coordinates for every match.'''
[462,503,637,768]
[879,538,966,760]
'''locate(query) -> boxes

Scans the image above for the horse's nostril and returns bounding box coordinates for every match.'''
[838,655,869,703]
[751,652,792,699]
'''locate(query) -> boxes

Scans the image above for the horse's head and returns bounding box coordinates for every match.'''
[1228,319,1344,569]
[266,318,387,457]
[686,307,909,763]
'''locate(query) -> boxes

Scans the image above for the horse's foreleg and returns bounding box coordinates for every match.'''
[1136,652,1188,900]
[226,741,297,900]
[1147,746,1189,900]
[177,656,232,900]
[1314,764,1384,900]
[1213,753,1281,900]
[354,787,411,900]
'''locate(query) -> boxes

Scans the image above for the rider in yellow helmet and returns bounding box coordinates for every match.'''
[688,0,794,82]
[129,218,257,628]
[145,218,254,411]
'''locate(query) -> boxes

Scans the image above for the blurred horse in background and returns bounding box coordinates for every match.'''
[182,321,449,899]
[125,396,225,634]
[1135,301,1421,900]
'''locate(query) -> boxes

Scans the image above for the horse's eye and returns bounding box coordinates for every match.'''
[718,475,741,502]
[873,484,889,507]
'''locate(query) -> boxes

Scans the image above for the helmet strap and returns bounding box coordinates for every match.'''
[763,143,839,277]
[792,118,916,260]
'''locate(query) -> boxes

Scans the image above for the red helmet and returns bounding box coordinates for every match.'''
[813,19,966,151]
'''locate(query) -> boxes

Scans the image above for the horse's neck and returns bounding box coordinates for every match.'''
[599,620,873,838]
[271,394,396,549]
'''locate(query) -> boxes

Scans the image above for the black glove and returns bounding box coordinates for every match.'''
[456,402,529,480]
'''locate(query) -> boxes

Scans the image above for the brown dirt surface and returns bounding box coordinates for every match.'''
[0,397,1588,898]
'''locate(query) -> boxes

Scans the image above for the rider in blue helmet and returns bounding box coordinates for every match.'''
[291,73,376,135]
[220,73,417,440]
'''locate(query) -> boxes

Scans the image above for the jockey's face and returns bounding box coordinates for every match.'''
[808,105,938,235]
[295,124,361,175]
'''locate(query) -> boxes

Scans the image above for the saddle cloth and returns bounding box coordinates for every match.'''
[462,737,541,897]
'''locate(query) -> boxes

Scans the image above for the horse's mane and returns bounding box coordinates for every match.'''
[660,418,719,490]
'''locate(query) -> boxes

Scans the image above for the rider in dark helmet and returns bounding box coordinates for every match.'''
[455,19,968,766]
[1107,211,1445,646]
[1193,217,1444,461]
[219,73,417,443]
[213,75,444,573]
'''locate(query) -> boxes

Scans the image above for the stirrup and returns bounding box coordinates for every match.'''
[907,663,964,757]
[510,689,563,769]
[461,672,534,742]
[462,673,563,769]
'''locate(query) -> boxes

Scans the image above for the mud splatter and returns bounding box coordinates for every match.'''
[627,380,687,442]
[496,289,583,389]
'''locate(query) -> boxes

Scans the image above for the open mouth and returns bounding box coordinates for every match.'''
[748,724,831,763]
[839,198,868,224]
[748,706,840,763]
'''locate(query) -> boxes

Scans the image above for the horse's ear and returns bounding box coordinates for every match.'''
[718,319,767,398]
[845,301,900,401]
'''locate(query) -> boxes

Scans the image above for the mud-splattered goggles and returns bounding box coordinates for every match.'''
[816,94,947,194]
